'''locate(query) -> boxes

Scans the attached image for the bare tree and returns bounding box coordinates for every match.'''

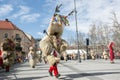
[111,12,120,48]
[67,35,76,46]
[88,24,97,49]
[97,23,111,46]
[78,32,85,48]
[88,22,112,54]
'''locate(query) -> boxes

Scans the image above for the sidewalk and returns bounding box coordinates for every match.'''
[0,59,120,80]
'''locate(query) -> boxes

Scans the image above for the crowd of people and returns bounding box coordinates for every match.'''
[0,43,119,77]
[0,46,42,72]
[0,40,120,73]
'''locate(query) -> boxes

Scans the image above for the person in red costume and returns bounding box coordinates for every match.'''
[48,49,60,78]
[108,42,115,63]
[0,50,3,69]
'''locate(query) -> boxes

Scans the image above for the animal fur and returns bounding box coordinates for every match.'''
[39,14,69,65]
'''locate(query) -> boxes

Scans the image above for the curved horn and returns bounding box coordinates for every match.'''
[54,4,62,14]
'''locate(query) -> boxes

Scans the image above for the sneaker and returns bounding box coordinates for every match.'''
[48,71,53,76]
[55,74,60,78]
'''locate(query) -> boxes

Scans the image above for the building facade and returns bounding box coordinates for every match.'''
[0,19,35,54]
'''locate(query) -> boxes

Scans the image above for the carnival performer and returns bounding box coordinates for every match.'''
[103,50,109,60]
[1,38,15,72]
[0,49,3,69]
[108,42,115,63]
[47,49,60,78]
[28,47,37,68]
[61,51,68,61]
[81,52,86,60]
[2,51,11,72]
[90,50,96,60]
[40,5,71,78]
[36,50,42,63]
[40,15,69,78]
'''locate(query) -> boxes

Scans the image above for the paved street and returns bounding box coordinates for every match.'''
[0,59,120,80]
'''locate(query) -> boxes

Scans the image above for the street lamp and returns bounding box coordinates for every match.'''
[74,0,81,62]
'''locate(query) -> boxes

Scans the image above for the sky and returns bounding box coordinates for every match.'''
[0,0,120,40]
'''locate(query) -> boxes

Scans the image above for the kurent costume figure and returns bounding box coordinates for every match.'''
[103,50,109,60]
[108,42,115,63]
[90,50,96,60]
[28,47,37,68]
[40,8,69,78]
[61,51,68,61]
[36,50,42,63]
[1,38,15,72]
[81,53,86,60]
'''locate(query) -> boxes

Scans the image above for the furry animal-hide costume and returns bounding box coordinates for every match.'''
[28,47,37,68]
[1,38,15,66]
[90,50,96,60]
[103,50,108,60]
[40,14,69,65]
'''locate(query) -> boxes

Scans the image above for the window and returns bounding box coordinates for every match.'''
[15,34,21,42]
[16,34,20,38]
[4,33,8,38]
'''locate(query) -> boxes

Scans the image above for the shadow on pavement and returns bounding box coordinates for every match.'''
[0,76,48,80]
[66,71,120,79]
